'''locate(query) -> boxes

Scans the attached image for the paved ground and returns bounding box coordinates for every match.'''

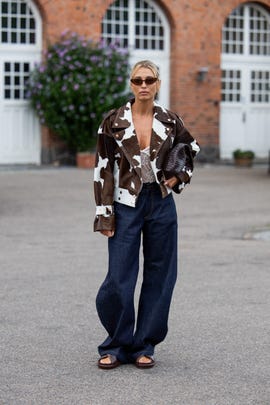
[0,164,269,405]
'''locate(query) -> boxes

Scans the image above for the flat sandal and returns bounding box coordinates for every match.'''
[97,354,121,369]
[135,355,155,368]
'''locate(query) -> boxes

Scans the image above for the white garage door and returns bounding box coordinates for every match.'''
[220,3,270,159]
[102,0,170,108]
[0,0,42,164]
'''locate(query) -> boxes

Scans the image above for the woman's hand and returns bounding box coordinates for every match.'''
[100,230,115,238]
[164,176,179,188]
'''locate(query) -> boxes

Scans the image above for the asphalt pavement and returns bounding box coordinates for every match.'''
[0,164,269,405]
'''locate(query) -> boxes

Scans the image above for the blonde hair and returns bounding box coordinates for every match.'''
[130,60,160,79]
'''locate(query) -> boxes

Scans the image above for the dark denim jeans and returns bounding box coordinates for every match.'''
[96,183,178,363]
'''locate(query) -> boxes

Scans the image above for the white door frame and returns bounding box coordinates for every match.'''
[220,3,270,159]
[0,0,42,164]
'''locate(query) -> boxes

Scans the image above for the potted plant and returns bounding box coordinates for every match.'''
[26,31,130,168]
[233,149,255,167]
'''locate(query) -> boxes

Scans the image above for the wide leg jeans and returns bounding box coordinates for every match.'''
[96,183,178,363]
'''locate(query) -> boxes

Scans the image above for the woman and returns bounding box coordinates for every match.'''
[93,60,200,369]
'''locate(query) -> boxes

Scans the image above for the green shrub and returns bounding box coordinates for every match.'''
[233,149,255,159]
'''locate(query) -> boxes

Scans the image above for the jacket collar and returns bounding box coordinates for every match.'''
[111,99,174,129]
[111,99,174,175]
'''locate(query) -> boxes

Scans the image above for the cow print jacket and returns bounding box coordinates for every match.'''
[93,99,200,232]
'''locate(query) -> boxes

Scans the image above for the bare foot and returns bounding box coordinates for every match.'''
[135,355,155,368]
[99,355,113,365]
[137,355,152,364]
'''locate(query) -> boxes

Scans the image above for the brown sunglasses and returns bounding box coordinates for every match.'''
[130,77,158,86]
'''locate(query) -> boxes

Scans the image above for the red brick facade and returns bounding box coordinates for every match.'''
[34,0,270,162]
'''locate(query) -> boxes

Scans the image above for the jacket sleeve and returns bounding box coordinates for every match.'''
[172,115,200,194]
[93,116,116,232]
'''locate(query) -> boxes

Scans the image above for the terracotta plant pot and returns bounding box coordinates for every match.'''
[234,157,253,167]
[76,152,95,168]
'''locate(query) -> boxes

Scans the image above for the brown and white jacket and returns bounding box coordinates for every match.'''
[93,99,200,232]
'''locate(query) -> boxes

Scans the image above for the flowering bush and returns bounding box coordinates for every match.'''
[27,32,130,152]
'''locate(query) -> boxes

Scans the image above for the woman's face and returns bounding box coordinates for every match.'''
[130,67,160,102]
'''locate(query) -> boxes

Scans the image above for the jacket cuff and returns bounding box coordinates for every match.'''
[176,170,191,184]
[172,181,186,194]
[173,170,192,194]
[94,214,115,232]
[95,205,114,216]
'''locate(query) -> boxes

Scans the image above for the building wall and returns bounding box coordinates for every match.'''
[35,0,270,162]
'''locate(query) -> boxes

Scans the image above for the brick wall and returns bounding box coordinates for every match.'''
[36,0,270,162]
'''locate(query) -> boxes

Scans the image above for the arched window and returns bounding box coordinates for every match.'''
[102,0,165,51]
[101,0,170,107]
[222,3,270,55]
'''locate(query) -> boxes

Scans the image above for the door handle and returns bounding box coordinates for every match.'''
[242,112,246,123]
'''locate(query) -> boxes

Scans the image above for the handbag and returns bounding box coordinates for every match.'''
[163,142,193,179]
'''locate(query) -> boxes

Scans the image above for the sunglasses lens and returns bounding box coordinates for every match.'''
[131,78,143,85]
[145,78,157,85]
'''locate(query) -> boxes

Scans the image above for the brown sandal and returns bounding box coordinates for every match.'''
[97,354,121,369]
[135,355,155,368]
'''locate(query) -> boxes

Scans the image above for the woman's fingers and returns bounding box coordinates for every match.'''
[100,230,115,238]
[164,176,178,188]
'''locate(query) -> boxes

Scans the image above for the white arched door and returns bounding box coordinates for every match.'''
[220,3,270,159]
[0,0,42,164]
[102,0,170,108]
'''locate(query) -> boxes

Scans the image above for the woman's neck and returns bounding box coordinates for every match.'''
[131,99,154,116]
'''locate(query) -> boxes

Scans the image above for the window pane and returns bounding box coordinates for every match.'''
[4,76,11,85]
[0,0,37,44]
[5,89,11,99]
[3,61,30,100]
[221,69,242,103]
[21,3,27,14]
[11,17,17,28]
[30,32,35,43]
[1,31,8,42]
[5,62,11,72]
[20,18,26,29]
[2,16,8,28]
[250,70,270,103]
[30,18,35,29]
[1,2,8,13]
[11,32,17,43]
[11,2,18,14]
